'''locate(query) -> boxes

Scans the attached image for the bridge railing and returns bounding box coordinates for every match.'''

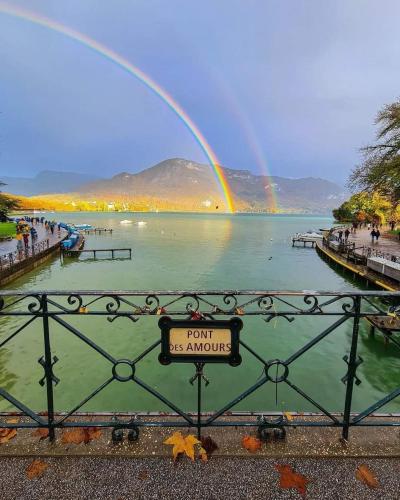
[0,290,399,441]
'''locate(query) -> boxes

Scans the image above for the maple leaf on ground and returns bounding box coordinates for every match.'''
[276,464,310,497]
[61,427,102,445]
[163,431,201,461]
[0,418,19,444]
[200,436,218,456]
[32,428,49,440]
[26,459,48,479]
[355,464,379,489]
[284,412,294,421]
[242,435,262,453]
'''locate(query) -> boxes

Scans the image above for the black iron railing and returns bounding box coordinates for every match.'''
[0,290,399,441]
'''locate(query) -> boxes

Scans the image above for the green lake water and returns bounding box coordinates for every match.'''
[1,212,399,415]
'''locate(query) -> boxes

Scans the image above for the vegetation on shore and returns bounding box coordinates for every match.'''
[334,98,400,223]
[0,222,17,238]
[0,181,20,222]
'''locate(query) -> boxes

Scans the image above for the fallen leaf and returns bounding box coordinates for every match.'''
[164,431,200,461]
[235,307,245,315]
[184,434,201,461]
[0,419,18,444]
[284,412,294,421]
[78,306,88,313]
[138,470,149,481]
[61,427,102,445]
[32,428,49,440]
[200,436,218,456]
[242,435,262,453]
[84,427,102,443]
[0,428,17,444]
[199,447,208,462]
[26,459,48,479]
[356,464,379,489]
[156,307,167,315]
[276,464,309,497]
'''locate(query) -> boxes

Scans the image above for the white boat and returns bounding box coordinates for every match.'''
[120,220,133,224]
[136,221,147,226]
[295,231,324,242]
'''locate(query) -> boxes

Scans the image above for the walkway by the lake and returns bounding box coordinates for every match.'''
[0,222,64,259]
[347,227,400,258]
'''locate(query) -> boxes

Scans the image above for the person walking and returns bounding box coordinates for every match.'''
[344,228,350,242]
[371,229,376,243]
[376,229,381,242]
[338,230,343,241]
[22,232,29,249]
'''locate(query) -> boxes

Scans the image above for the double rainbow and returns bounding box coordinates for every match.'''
[0,1,235,213]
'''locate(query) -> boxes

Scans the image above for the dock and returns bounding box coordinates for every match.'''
[63,248,132,259]
[292,237,318,247]
[366,315,400,346]
[315,240,399,291]
[81,228,113,234]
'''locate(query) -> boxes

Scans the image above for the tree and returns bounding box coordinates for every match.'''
[349,99,400,207]
[332,192,393,223]
[0,181,20,222]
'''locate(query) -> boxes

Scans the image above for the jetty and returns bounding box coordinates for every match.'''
[316,239,399,291]
[81,228,113,234]
[366,314,400,345]
[62,247,132,259]
[292,236,318,247]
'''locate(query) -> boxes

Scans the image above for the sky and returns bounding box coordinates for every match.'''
[0,0,399,184]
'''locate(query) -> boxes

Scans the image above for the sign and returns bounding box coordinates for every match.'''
[158,316,242,366]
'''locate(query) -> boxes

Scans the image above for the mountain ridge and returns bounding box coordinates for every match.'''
[3,158,347,213]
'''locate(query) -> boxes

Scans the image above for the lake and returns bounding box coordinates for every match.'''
[1,212,399,415]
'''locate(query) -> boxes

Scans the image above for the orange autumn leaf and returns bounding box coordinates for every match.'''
[242,435,262,453]
[26,459,48,479]
[0,418,18,444]
[356,464,379,489]
[32,428,49,440]
[61,427,102,445]
[276,464,310,497]
[284,412,294,421]
[163,431,200,461]
[235,307,245,315]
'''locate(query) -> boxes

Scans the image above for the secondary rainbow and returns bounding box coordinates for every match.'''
[0,1,235,213]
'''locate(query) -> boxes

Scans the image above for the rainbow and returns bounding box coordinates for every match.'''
[0,1,235,213]
[210,74,278,211]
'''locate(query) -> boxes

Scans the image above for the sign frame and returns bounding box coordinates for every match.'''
[158,316,243,366]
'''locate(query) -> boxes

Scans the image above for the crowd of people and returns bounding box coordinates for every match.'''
[13,216,60,259]
[336,221,385,246]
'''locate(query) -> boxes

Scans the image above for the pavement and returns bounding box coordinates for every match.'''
[346,227,400,258]
[0,456,399,499]
[0,221,64,260]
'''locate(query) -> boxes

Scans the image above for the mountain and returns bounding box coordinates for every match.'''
[1,170,101,196]
[79,158,347,213]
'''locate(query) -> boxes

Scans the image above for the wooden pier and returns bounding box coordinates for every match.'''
[366,315,400,345]
[81,228,113,234]
[292,237,318,247]
[63,248,132,259]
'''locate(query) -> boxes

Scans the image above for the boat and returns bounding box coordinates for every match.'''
[294,231,324,242]
[74,224,93,230]
[136,221,147,226]
[120,220,133,224]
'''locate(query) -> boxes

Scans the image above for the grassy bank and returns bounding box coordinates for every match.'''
[0,222,17,239]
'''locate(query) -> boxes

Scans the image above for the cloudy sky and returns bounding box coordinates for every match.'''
[0,0,399,183]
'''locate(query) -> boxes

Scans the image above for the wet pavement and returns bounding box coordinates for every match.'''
[0,456,399,499]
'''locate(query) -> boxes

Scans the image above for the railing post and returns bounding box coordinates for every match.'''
[342,295,361,440]
[42,294,56,441]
